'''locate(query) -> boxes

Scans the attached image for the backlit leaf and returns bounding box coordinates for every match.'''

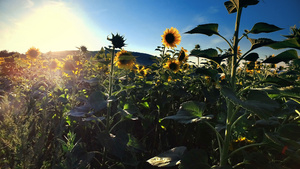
[243,52,259,61]
[234,0,259,8]
[224,1,236,14]
[88,91,107,112]
[163,101,213,124]
[147,146,186,167]
[263,76,294,87]
[248,38,277,50]
[248,22,283,34]
[190,48,229,64]
[190,48,218,57]
[185,23,219,36]
[263,49,298,64]
[221,87,280,119]
[267,38,300,50]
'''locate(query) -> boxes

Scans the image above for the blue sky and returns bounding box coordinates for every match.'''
[1,0,299,59]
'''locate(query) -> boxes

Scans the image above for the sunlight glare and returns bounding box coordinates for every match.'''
[9,2,96,53]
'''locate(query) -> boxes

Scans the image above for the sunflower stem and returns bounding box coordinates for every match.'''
[220,7,243,167]
[107,46,115,131]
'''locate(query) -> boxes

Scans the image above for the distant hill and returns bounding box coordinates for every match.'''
[48,49,156,66]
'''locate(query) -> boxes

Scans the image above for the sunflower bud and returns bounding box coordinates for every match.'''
[107,33,126,49]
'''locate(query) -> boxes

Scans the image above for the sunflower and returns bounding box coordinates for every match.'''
[107,33,126,49]
[164,59,180,72]
[135,64,150,77]
[161,27,181,49]
[26,47,41,59]
[49,59,62,70]
[178,47,188,62]
[114,50,136,69]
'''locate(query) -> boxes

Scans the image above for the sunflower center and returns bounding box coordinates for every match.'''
[169,62,178,71]
[165,33,175,44]
[29,50,39,58]
[119,59,131,64]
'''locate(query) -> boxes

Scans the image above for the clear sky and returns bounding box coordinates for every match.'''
[1,0,300,59]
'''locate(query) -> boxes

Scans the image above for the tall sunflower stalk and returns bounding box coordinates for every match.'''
[107,33,126,129]
[184,0,265,167]
[220,7,243,167]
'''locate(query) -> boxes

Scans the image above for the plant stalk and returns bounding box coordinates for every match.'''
[220,7,243,167]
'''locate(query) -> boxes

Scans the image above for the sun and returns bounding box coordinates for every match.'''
[7,2,98,53]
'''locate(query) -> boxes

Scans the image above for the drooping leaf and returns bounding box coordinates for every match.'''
[190,48,218,57]
[278,123,300,140]
[163,101,213,124]
[256,86,300,99]
[248,22,283,34]
[224,1,236,14]
[127,134,146,152]
[68,105,90,117]
[190,48,229,64]
[221,87,280,119]
[236,0,259,8]
[267,38,300,50]
[224,0,259,14]
[98,130,129,159]
[244,90,280,117]
[88,91,107,112]
[243,52,259,61]
[82,116,105,121]
[254,117,280,127]
[248,38,277,50]
[179,149,210,169]
[185,23,219,36]
[263,75,294,87]
[263,49,298,64]
[83,78,99,86]
[195,68,219,78]
[147,146,187,167]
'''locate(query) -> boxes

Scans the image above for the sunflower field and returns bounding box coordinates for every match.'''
[1,1,300,169]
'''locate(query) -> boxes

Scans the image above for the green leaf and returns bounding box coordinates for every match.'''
[88,91,107,112]
[267,38,300,50]
[190,48,229,64]
[292,59,300,67]
[248,38,277,50]
[68,105,90,117]
[190,48,218,57]
[221,87,280,119]
[256,86,300,99]
[98,130,129,159]
[235,0,259,8]
[163,101,213,124]
[244,90,280,118]
[224,1,236,14]
[185,23,219,36]
[243,52,259,61]
[147,146,186,167]
[179,149,210,169]
[278,124,300,140]
[263,76,294,87]
[263,49,299,64]
[224,0,259,14]
[195,68,219,79]
[254,117,280,127]
[127,134,146,152]
[248,22,283,34]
